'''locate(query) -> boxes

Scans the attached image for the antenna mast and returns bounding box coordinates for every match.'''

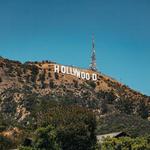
[89,35,97,71]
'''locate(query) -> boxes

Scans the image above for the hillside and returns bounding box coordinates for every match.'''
[0,56,150,148]
[0,56,150,121]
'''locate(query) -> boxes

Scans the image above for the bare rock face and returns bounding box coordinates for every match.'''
[0,56,150,125]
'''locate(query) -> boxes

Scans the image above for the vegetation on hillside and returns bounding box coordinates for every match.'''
[18,104,97,150]
[97,113,150,137]
[0,57,150,149]
[101,136,150,150]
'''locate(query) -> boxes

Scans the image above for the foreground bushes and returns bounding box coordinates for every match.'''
[19,105,97,150]
[33,125,60,150]
[101,136,150,150]
[37,105,97,150]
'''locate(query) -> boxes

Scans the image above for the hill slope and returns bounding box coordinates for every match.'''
[1,56,150,149]
[0,56,150,136]
[0,56,150,123]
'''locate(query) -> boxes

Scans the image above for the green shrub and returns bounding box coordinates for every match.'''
[86,81,96,89]
[101,136,150,150]
[37,105,97,150]
[33,125,60,150]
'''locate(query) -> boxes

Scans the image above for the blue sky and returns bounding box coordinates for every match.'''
[0,0,150,95]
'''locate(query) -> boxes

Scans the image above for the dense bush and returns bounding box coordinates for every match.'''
[33,125,60,150]
[18,104,97,150]
[36,105,97,150]
[101,136,150,150]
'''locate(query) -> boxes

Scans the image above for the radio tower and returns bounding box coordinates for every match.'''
[89,35,97,71]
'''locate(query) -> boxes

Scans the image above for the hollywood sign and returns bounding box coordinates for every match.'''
[54,64,97,81]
